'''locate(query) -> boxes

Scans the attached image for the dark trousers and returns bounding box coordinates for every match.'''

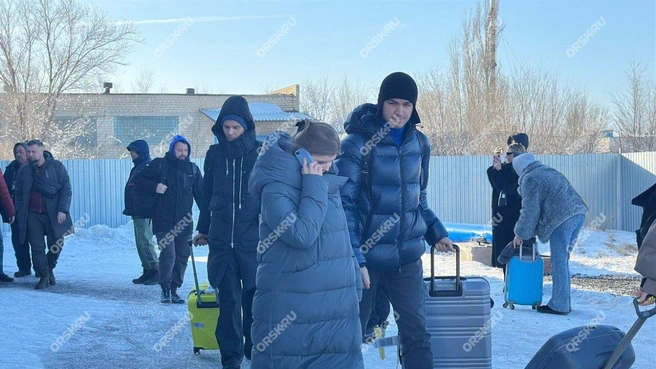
[155,233,190,290]
[208,240,244,367]
[11,220,32,272]
[366,289,391,336]
[242,287,255,358]
[359,259,433,369]
[27,212,60,276]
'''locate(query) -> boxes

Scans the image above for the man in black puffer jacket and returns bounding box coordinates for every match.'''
[336,72,454,369]
[193,95,261,369]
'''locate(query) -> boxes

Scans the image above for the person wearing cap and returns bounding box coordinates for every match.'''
[134,135,203,304]
[192,95,261,368]
[336,72,453,368]
[486,140,527,275]
[122,139,159,285]
[512,153,587,315]
[3,142,31,278]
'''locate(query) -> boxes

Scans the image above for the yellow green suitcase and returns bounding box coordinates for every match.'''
[188,241,220,354]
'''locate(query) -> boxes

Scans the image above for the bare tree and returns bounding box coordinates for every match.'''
[331,74,372,127]
[131,68,156,93]
[299,73,334,122]
[611,61,656,152]
[0,0,140,158]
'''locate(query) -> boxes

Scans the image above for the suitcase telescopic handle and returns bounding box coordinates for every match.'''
[602,298,656,369]
[188,239,202,299]
[429,244,462,297]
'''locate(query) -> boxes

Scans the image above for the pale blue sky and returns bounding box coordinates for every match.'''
[86,0,655,107]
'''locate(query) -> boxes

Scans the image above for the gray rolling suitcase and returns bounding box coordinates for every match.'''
[423,244,492,369]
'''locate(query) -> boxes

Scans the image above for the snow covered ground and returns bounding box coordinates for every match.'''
[0,223,654,369]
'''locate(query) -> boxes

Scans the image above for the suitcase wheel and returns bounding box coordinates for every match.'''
[503,302,515,310]
[532,304,538,310]
[194,347,201,355]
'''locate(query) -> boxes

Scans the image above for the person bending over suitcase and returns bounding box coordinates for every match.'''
[512,153,588,315]
[248,121,364,369]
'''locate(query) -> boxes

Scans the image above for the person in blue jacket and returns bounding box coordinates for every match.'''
[336,72,454,368]
[248,120,363,369]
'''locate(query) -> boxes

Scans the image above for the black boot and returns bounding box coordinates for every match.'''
[14,270,31,278]
[132,269,149,284]
[35,273,50,290]
[142,269,159,285]
[0,273,14,282]
[170,288,185,304]
[161,288,171,303]
[48,268,56,286]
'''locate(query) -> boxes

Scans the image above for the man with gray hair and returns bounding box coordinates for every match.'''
[14,140,73,290]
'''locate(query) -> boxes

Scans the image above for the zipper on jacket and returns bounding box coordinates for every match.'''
[238,157,243,210]
[398,145,404,273]
[231,159,236,248]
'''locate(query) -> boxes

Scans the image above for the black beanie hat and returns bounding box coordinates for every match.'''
[507,133,529,150]
[375,72,421,123]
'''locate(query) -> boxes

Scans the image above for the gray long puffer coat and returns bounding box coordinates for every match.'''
[248,132,364,369]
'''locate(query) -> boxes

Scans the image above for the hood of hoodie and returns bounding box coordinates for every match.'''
[343,103,420,137]
[168,135,191,158]
[512,152,538,177]
[212,96,256,140]
[213,95,259,159]
[249,132,345,202]
[127,139,151,165]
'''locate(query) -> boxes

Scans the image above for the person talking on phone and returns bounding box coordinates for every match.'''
[248,120,364,369]
[192,95,261,369]
[486,134,528,276]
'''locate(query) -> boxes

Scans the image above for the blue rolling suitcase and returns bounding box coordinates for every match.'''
[423,244,492,369]
[503,240,543,310]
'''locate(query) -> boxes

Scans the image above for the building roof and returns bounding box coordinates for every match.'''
[201,102,313,123]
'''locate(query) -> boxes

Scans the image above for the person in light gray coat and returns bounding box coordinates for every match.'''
[512,153,587,315]
[248,121,363,369]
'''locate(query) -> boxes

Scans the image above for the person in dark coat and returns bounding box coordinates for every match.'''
[3,142,31,277]
[14,140,74,290]
[192,95,261,366]
[630,182,656,304]
[123,139,159,285]
[486,140,527,273]
[0,167,16,282]
[248,121,363,369]
[135,135,203,304]
[336,72,453,369]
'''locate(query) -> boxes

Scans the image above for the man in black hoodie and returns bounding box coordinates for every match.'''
[193,95,261,368]
[123,139,159,285]
[3,142,31,277]
[14,140,74,290]
[135,135,203,304]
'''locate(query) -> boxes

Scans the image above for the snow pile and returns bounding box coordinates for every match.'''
[0,224,654,369]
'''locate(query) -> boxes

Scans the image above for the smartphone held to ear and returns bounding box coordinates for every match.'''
[295,149,314,166]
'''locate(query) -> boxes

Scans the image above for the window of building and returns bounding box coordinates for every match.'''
[114,116,179,146]
[55,116,98,149]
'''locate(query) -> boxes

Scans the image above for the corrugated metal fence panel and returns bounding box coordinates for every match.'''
[427,155,493,225]
[620,152,656,232]
[539,154,619,230]
[1,158,206,232]
[3,154,656,233]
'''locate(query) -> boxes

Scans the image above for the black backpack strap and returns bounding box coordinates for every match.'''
[159,159,168,185]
